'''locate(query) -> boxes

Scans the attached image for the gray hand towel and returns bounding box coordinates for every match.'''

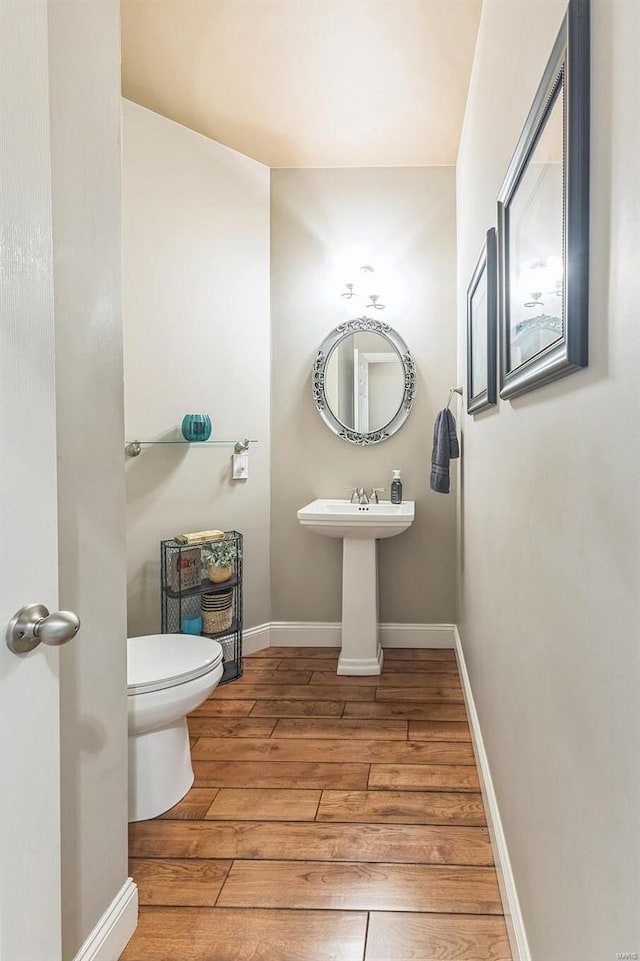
[430,408,459,494]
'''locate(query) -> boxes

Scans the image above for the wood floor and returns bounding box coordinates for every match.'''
[122,647,511,961]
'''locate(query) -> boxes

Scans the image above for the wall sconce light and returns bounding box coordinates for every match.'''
[366,294,386,311]
[340,264,386,310]
[521,256,564,310]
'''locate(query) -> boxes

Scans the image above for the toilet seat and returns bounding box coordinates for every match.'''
[127,634,223,695]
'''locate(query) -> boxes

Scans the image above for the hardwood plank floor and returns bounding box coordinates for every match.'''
[131,858,231,906]
[383,648,456,661]
[312,671,463,690]
[272,717,408,739]
[408,719,472,741]
[344,699,469,720]
[205,788,321,821]
[369,763,480,792]
[192,735,476,765]
[375,686,465,702]
[231,669,315,685]
[214,682,376,701]
[366,911,512,961]
[242,658,283,670]
[249,699,345,717]
[277,657,344,672]
[382,661,461,675]
[158,788,219,820]
[316,789,487,825]
[193,759,370,789]
[193,760,369,790]
[122,907,368,961]
[217,860,503,913]
[190,699,256,717]
[124,647,510,961]
[188,717,277,738]
[129,819,493,865]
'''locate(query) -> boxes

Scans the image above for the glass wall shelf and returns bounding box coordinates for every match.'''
[125,438,257,458]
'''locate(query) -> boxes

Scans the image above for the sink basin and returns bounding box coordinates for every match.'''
[297,497,415,676]
[297,499,415,540]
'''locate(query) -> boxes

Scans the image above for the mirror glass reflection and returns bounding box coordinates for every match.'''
[508,82,564,371]
[324,331,405,433]
[470,267,488,396]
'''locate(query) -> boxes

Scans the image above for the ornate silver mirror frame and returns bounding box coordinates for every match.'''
[312,316,416,445]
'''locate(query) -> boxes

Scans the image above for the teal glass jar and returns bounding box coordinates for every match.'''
[181,414,212,442]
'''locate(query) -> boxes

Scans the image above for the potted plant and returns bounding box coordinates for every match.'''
[202,539,236,583]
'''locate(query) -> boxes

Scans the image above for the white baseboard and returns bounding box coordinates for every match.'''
[453,626,530,961]
[253,621,456,650]
[380,623,455,648]
[72,878,138,961]
[242,622,272,655]
[269,621,341,647]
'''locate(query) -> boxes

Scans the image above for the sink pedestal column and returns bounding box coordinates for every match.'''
[337,537,383,676]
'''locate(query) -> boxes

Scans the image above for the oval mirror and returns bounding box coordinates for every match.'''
[312,318,415,444]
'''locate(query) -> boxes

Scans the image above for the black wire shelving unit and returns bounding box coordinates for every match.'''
[160,532,243,684]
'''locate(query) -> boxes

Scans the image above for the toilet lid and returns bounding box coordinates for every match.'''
[127,634,224,694]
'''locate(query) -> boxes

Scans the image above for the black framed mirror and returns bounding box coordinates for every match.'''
[498,0,590,399]
[467,228,498,414]
[312,317,415,445]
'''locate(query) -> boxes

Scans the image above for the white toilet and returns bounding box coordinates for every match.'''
[127,633,224,822]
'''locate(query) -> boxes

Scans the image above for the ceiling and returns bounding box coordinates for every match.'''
[121,0,482,168]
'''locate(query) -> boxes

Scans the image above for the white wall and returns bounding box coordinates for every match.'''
[122,101,271,636]
[271,167,458,624]
[456,2,640,958]
[49,2,130,957]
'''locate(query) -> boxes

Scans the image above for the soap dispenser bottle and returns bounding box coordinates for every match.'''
[390,470,403,504]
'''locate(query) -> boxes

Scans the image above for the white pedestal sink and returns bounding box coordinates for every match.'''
[297,498,415,675]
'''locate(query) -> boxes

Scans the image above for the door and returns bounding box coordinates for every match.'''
[0,3,66,957]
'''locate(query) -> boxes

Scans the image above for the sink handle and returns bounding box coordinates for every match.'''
[344,487,359,504]
[370,487,386,504]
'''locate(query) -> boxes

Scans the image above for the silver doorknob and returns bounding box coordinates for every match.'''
[6,603,80,655]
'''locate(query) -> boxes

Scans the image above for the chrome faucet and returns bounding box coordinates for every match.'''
[345,487,370,505]
[345,487,385,505]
